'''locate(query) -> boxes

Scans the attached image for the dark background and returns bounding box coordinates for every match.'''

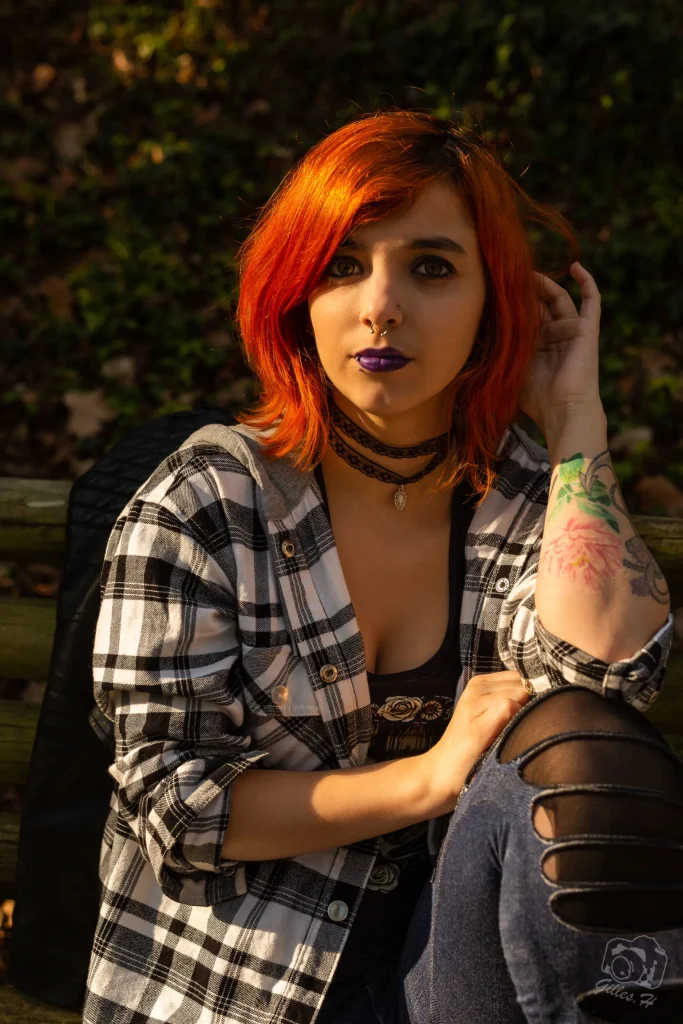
[1,0,682,508]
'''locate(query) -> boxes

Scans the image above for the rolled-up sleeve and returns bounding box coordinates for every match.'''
[497,532,675,713]
[92,495,268,906]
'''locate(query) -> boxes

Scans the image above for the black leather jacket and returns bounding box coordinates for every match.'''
[9,405,236,1011]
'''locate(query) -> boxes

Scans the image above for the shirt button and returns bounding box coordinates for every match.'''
[272,684,289,704]
[495,577,510,593]
[327,900,348,922]
[319,663,338,683]
[281,540,295,557]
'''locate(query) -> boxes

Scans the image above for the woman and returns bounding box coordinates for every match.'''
[83,111,683,1024]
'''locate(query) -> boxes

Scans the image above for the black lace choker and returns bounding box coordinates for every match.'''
[327,402,452,511]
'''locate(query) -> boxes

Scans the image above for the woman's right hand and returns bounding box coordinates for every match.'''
[418,670,532,814]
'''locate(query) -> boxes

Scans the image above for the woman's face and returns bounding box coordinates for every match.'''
[307,180,487,437]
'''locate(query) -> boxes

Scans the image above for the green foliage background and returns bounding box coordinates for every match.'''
[1,0,682,512]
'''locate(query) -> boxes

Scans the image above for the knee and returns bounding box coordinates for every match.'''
[498,685,663,769]
[497,686,683,931]
[497,684,683,842]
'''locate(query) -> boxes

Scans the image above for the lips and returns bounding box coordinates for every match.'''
[353,347,411,359]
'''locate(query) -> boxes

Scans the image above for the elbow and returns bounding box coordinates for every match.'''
[600,606,673,665]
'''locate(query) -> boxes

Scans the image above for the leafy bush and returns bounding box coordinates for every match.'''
[1,0,682,514]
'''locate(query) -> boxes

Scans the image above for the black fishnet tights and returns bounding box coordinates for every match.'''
[497,687,683,1021]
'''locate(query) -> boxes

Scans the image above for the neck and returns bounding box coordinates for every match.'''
[319,394,454,520]
[329,391,449,449]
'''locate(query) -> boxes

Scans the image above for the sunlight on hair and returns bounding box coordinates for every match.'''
[232,109,580,508]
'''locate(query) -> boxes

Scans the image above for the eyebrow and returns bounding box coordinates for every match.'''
[338,234,468,257]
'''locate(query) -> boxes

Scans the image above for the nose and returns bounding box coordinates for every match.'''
[361,303,403,335]
[358,254,404,334]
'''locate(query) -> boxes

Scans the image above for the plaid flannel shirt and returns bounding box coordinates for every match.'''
[83,420,674,1024]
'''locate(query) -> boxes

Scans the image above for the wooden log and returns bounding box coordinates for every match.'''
[632,514,683,566]
[0,536,679,688]
[0,597,56,681]
[0,699,40,787]
[0,476,682,594]
[0,812,18,887]
[0,478,70,565]
[0,984,82,1022]
[632,515,683,607]
[4,593,681,694]
[643,655,683,739]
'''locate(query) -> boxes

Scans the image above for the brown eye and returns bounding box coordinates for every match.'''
[326,257,359,278]
[415,257,454,279]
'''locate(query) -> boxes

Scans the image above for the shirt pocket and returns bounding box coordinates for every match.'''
[239,643,326,770]
[239,642,321,717]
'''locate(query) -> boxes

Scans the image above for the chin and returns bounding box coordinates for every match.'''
[335,385,416,418]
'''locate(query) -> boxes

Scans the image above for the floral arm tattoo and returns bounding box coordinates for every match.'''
[542,450,670,605]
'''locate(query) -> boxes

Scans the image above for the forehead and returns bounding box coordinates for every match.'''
[346,181,475,246]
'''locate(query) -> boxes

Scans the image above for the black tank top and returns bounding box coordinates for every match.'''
[312,463,477,982]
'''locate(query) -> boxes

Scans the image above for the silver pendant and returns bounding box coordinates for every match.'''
[394,484,407,511]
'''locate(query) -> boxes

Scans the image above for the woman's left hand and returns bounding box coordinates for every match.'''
[517,262,604,432]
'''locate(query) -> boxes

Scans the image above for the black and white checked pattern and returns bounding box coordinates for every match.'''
[83,420,674,1024]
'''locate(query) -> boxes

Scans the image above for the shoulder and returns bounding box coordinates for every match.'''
[112,426,263,534]
[112,420,308,532]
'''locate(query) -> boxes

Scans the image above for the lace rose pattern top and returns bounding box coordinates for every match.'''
[312,463,477,983]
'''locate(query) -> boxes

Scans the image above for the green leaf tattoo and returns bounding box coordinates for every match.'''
[548,450,625,533]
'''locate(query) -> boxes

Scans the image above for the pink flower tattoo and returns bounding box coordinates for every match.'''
[541,516,625,591]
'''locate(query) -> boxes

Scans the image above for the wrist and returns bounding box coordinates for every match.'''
[541,404,608,470]
[413,747,467,816]
[540,400,606,442]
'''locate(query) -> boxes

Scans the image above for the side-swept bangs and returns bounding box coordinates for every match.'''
[232,109,579,507]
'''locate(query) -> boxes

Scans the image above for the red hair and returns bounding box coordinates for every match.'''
[232,109,579,507]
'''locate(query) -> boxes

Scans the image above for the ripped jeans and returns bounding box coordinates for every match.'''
[315,684,683,1024]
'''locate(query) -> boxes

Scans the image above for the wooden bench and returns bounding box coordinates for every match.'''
[0,476,682,1021]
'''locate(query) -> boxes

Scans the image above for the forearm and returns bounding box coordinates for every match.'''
[536,403,671,663]
[221,754,449,862]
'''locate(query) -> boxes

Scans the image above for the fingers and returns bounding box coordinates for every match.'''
[532,272,578,321]
[537,298,554,326]
[478,690,530,713]
[471,670,525,685]
[472,692,527,720]
[538,317,590,344]
[467,675,531,703]
[571,263,601,325]
[533,266,601,327]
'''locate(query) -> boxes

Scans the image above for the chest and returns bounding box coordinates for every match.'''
[329,509,453,676]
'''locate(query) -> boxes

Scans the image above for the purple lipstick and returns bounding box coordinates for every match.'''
[354,347,413,373]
